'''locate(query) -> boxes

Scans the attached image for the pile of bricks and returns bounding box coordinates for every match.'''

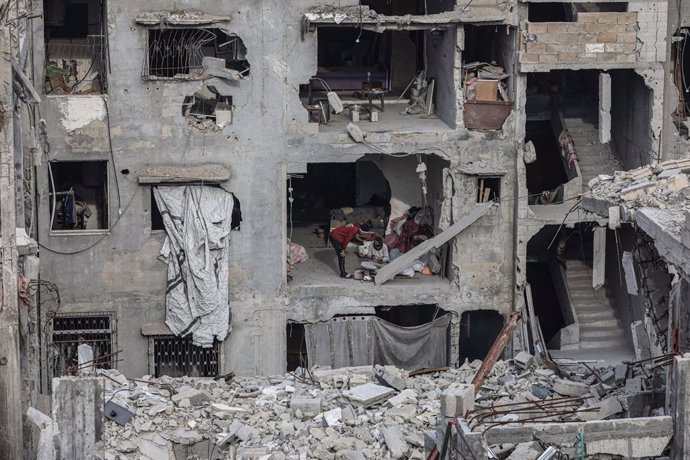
[520,12,638,65]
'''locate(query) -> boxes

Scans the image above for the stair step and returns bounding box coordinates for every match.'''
[579,319,621,330]
[576,311,618,322]
[579,338,629,349]
[580,329,625,340]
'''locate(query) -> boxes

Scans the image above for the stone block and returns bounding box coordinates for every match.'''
[597,396,623,419]
[343,383,395,407]
[514,351,533,370]
[381,425,408,459]
[528,22,548,33]
[667,174,689,192]
[386,389,418,408]
[506,441,544,460]
[290,395,322,417]
[553,379,589,397]
[440,384,475,417]
[171,387,210,407]
[547,23,568,33]
[375,366,406,391]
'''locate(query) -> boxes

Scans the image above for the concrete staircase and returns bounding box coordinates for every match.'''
[566,260,629,350]
[562,110,621,190]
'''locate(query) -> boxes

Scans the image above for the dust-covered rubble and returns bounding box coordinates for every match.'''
[100,355,664,459]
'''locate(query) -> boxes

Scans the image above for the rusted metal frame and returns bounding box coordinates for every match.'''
[481,407,599,434]
[469,399,584,426]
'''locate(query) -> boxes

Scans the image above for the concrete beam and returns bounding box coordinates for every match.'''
[52,377,103,460]
[593,227,606,289]
[672,354,690,459]
[483,416,672,458]
[599,72,611,144]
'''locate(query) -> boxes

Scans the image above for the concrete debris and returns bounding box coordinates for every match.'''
[506,441,543,460]
[99,352,664,459]
[584,159,690,236]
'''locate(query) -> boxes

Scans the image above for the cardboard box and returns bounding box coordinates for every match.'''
[475,80,498,101]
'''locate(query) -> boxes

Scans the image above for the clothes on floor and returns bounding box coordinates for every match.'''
[287,239,309,271]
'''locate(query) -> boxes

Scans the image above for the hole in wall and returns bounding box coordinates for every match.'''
[182,84,233,131]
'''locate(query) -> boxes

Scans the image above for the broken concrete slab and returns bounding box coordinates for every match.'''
[290,396,322,417]
[381,425,408,459]
[343,383,395,407]
[170,387,209,407]
[621,251,639,295]
[137,164,231,184]
[553,379,589,397]
[506,441,543,460]
[483,417,672,458]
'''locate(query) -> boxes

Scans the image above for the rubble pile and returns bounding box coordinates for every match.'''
[103,365,454,459]
[586,158,690,233]
[466,352,665,432]
[100,354,666,459]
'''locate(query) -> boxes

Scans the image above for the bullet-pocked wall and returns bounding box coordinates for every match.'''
[32,0,523,378]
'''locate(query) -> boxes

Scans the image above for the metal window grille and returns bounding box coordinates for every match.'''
[51,314,114,377]
[152,336,220,377]
[143,28,216,80]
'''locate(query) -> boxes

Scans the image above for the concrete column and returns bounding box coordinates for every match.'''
[599,72,612,144]
[52,377,103,460]
[672,354,690,459]
[592,227,606,289]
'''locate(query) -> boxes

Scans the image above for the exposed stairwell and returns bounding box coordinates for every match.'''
[561,105,622,190]
[565,260,629,350]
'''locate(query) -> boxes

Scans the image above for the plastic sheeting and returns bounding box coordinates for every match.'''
[305,315,450,369]
[154,185,234,347]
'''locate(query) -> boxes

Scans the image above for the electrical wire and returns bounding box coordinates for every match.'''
[102,96,122,215]
[37,186,137,255]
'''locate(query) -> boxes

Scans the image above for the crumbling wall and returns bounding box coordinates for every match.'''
[520,13,638,66]
[611,70,655,169]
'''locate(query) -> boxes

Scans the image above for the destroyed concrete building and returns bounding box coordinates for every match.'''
[3,0,690,457]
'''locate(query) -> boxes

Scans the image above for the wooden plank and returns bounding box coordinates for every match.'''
[374,202,494,285]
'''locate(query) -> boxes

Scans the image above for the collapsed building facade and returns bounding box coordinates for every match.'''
[3,0,690,457]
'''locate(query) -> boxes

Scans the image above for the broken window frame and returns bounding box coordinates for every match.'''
[141,26,249,81]
[476,177,501,204]
[43,0,109,95]
[48,313,117,384]
[148,335,222,378]
[48,160,110,235]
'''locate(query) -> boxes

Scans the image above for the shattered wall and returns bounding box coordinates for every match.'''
[32,0,524,378]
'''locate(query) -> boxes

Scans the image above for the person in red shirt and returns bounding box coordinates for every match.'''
[329,221,373,278]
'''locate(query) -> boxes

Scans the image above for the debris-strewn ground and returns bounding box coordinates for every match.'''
[585,158,690,235]
[101,354,664,460]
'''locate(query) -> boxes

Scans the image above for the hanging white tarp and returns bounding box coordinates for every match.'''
[153,185,234,347]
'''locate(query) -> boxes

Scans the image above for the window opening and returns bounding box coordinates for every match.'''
[462,26,513,130]
[300,27,457,130]
[152,336,220,377]
[150,188,164,231]
[287,155,449,285]
[476,177,500,203]
[49,161,108,231]
[44,0,107,94]
[142,28,249,80]
[459,310,503,362]
[286,323,308,372]
[182,85,233,131]
[51,314,114,377]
